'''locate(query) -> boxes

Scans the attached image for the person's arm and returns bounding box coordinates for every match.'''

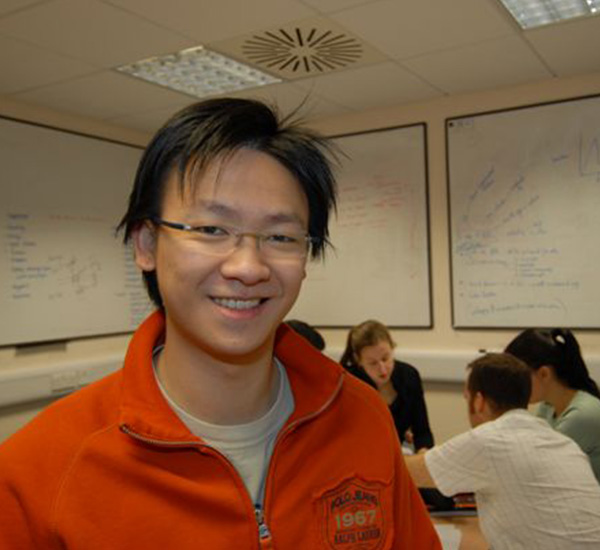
[419,430,490,497]
[404,453,437,488]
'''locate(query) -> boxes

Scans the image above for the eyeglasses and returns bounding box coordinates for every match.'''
[151,217,316,260]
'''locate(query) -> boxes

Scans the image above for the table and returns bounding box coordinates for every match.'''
[432,515,488,550]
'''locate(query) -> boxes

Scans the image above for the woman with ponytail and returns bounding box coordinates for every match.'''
[505,328,600,481]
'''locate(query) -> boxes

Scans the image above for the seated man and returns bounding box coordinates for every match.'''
[405,352,600,550]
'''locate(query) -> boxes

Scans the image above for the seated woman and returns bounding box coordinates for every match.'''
[340,320,434,452]
[506,328,600,482]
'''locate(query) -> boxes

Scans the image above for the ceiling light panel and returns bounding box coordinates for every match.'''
[116,46,281,98]
[499,0,600,29]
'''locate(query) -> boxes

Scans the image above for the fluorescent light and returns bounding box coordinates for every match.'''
[116,46,281,98]
[499,0,600,29]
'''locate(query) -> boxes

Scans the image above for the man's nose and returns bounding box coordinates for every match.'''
[219,235,271,284]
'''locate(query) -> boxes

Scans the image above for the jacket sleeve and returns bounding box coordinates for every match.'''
[0,483,37,549]
[392,438,442,549]
[404,363,435,450]
[0,423,63,550]
[0,443,46,549]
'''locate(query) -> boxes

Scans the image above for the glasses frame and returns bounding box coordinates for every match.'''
[150,216,317,259]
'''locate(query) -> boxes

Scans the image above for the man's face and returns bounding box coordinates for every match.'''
[134,148,309,363]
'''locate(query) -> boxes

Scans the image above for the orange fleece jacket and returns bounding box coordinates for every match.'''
[0,311,441,550]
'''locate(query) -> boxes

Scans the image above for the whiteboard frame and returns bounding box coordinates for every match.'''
[0,114,146,348]
[302,122,433,329]
[446,93,600,330]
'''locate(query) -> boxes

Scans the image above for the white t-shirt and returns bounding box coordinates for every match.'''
[154,352,294,506]
[425,409,600,550]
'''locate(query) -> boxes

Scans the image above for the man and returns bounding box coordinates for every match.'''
[0,99,441,549]
[406,352,600,550]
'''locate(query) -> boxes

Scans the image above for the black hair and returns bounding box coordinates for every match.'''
[118,97,338,307]
[286,320,326,351]
[467,353,532,414]
[505,328,600,399]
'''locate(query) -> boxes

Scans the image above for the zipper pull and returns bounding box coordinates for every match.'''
[255,505,272,541]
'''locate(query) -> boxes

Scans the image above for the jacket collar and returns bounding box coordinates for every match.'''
[119,310,344,443]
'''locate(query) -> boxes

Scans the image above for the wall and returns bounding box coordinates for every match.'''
[2,72,600,444]
[0,95,150,442]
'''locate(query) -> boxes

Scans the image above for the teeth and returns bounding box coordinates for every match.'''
[213,298,261,310]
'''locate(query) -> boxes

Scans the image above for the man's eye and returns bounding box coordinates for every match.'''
[267,233,299,244]
[192,225,229,237]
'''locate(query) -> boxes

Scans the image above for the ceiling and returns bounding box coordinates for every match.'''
[1,0,600,134]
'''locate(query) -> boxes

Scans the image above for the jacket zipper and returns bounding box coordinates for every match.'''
[120,372,345,548]
[255,373,345,545]
[255,506,271,539]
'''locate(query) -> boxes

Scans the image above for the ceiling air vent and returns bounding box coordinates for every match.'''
[211,18,385,81]
[242,27,363,75]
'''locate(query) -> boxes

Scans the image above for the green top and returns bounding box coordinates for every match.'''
[538,390,600,482]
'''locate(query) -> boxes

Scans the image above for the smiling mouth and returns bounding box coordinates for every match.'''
[212,297,266,310]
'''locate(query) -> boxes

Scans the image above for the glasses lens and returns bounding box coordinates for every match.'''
[261,234,309,259]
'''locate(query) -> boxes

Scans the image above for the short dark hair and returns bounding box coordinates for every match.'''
[505,328,600,399]
[118,97,338,307]
[286,320,326,351]
[466,353,531,414]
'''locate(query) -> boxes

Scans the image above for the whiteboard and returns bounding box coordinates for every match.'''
[290,124,431,327]
[0,116,153,346]
[447,95,600,328]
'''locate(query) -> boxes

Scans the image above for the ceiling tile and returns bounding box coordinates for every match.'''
[294,61,442,111]
[300,0,380,13]
[0,34,96,94]
[330,0,516,59]
[105,104,190,134]
[0,0,193,67]
[525,16,600,77]
[13,70,193,120]
[225,81,351,119]
[403,36,552,95]
[105,0,316,43]
[0,0,47,18]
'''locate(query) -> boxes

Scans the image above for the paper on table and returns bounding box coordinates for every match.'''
[434,524,462,550]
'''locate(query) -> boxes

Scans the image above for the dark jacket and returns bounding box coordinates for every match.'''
[348,360,435,450]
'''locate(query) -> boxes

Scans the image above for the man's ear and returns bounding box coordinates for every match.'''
[537,365,553,383]
[473,391,486,414]
[132,222,157,272]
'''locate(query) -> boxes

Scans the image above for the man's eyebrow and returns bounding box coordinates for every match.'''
[196,201,307,227]
[263,212,307,226]
[201,201,236,218]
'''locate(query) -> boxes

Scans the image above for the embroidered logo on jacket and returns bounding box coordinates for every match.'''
[319,478,386,550]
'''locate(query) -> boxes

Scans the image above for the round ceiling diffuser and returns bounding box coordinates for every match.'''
[241,26,364,75]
